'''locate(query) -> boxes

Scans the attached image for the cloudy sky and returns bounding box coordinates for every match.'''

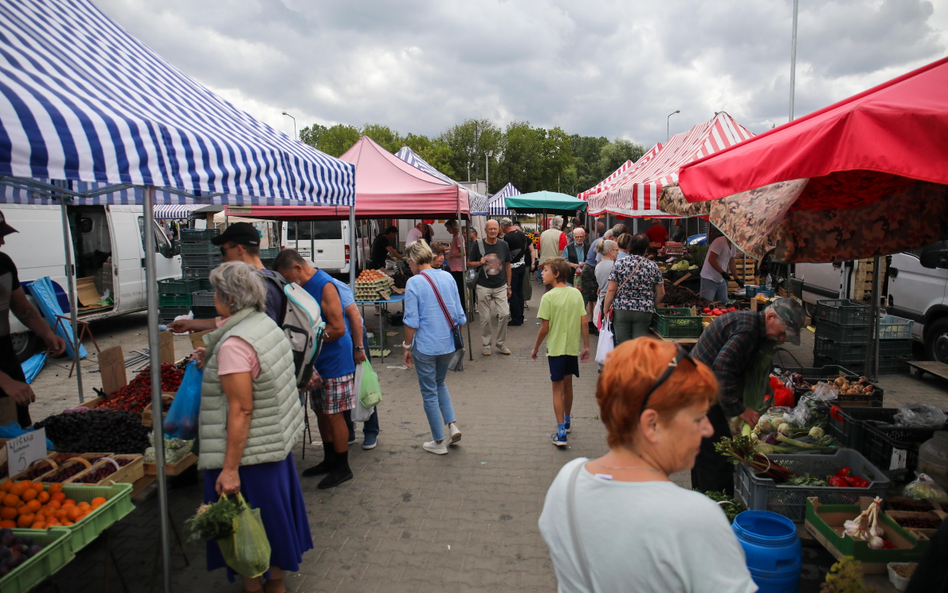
[96,0,947,149]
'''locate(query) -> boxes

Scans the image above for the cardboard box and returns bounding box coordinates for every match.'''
[805,497,929,573]
[76,276,101,306]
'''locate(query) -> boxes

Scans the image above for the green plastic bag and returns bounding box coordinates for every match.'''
[360,360,382,408]
[215,493,271,578]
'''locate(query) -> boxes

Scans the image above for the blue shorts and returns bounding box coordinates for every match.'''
[548,355,579,382]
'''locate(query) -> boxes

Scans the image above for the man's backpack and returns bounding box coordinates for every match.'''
[260,272,326,389]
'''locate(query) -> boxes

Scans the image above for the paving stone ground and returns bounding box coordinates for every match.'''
[25,280,948,592]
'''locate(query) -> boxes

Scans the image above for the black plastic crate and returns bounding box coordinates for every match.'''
[181,253,222,268]
[815,299,872,327]
[773,364,859,379]
[191,290,216,308]
[816,321,869,344]
[183,266,214,280]
[814,336,869,363]
[877,340,913,358]
[828,407,900,451]
[179,228,220,242]
[863,423,945,481]
[158,278,201,294]
[878,357,910,375]
[158,306,190,322]
[180,242,218,255]
[191,306,217,319]
[158,293,192,308]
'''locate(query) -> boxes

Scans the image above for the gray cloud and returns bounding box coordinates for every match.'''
[97,0,947,150]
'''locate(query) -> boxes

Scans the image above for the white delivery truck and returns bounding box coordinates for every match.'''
[281,220,351,275]
[886,241,948,363]
[3,204,182,360]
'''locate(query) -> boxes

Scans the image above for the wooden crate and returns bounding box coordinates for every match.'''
[144,452,198,476]
[141,393,176,428]
[728,253,758,289]
[35,457,95,484]
[852,258,887,302]
[67,454,145,486]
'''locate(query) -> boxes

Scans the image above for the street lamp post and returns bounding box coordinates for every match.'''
[666,110,680,142]
[282,111,297,140]
[485,151,493,196]
[467,162,471,182]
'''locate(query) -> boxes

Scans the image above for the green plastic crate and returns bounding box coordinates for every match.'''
[157,278,201,294]
[180,242,218,255]
[158,293,192,308]
[0,528,75,593]
[59,483,134,553]
[651,307,702,338]
[815,299,871,327]
[815,321,869,344]
[179,228,220,242]
[814,336,869,363]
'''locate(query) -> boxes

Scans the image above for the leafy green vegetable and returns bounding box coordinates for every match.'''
[699,490,746,524]
[785,474,830,487]
[186,496,244,541]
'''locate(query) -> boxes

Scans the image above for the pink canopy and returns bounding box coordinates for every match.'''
[230,136,470,219]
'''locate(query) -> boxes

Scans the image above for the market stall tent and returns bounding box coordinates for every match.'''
[585,112,754,218]
[488,183,520,217]
[505,191,587,215]
[0,1,355,591]
[394,146,488,216]
[578,142,662,203]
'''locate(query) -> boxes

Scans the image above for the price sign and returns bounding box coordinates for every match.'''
[8,427,48,476]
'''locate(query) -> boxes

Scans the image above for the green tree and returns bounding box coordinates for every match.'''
[438,119,501,183]
[598,139,646,180]
[299,124,327,149]
[361,124,402,153]
[539,126,574,193]
[300,123,360,157]
[570,134,610,194]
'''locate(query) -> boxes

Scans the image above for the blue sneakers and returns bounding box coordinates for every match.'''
[551,431,568,447]
[362,433,378,450]
[564,415,572,433]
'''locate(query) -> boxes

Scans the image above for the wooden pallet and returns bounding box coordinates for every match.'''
[852,258,887,302]
[728,253,758,289]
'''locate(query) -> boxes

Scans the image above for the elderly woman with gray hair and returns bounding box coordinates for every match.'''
[196,261,312,593]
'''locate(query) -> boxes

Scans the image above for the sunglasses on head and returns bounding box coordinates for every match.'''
[640,345,696,415]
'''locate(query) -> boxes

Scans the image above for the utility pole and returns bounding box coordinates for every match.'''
[474,122,480,182]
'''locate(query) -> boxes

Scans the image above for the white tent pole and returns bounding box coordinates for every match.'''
[144,187,173,593]
[59,200,83,402]
[349,206,356,289]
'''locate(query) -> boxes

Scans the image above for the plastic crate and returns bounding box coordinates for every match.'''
[191,306,218,319]
[179,228,220,242]
[180,242,218,255]
[183,266,214,280]
[878,357,910,375]
[259,248,279,259]
[651,307,702,338]
[877,315,914,340]
[191,290,216,308]
[814,336,869,363]
[59,483,134,553]
[157,278,201,294]
[159,306,190,319]
[0,528,75,593]
[181,253,222,268]
[773,364,859,379]
[828,407,899,451]
[158,293,192,308]
[734,449,890,523]
[815,299,872,327]
[878,340,913,358]
[863,424,944,481]
[816,321,869,344]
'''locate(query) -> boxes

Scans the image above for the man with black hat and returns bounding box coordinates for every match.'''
[0,211,66,426]
[690,297,806,495]
[169,222,285,332]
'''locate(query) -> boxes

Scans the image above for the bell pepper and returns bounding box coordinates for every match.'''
[828,475,850,487]
[835,467,853,477]
[845,475,871,488]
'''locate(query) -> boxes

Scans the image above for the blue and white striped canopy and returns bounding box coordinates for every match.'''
[488,183,520,217]
[0,0,355,207]
[395,146,489,215]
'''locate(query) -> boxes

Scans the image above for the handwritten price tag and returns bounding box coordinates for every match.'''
[8,427,48,476]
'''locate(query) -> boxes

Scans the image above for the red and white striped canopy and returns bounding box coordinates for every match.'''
[586,113,754,217]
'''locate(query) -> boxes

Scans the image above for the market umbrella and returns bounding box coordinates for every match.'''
[670,56,948,264]
[505,191,587,215]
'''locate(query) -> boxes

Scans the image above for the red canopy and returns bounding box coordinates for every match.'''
[231,136,470,219]
[679,56,948,205]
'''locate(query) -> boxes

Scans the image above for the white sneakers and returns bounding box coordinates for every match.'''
[425,423,462,455]
[448,423,462,444]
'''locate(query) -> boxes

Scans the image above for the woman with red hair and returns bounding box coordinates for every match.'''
[538,338,757,593]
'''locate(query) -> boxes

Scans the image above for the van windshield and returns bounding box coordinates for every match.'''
[287,221,342,241]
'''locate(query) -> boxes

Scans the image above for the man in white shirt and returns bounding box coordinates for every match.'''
[699,235,744,302]
[405,222,427,246]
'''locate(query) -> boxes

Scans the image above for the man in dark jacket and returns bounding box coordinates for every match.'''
[501,218,529,326]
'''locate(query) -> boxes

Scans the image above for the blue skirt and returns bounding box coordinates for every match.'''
[204,454,313,580]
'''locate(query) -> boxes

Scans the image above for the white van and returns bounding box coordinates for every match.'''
[281,220,350,274]
[795,260,880,315]
[887,241,948,363]
[3,204,182,360]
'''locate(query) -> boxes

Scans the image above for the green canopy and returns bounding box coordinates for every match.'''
[504,191,588,215]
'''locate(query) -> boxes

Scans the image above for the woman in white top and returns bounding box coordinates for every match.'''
[538,338,758,593]
[593,239,618,328]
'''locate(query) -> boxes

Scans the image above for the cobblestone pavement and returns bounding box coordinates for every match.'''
[25,282,948,592]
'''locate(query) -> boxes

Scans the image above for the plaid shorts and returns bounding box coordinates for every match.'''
[310,372,356,414]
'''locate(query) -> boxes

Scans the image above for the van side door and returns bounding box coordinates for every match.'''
[108,209,145,310]
[888,249,948,342]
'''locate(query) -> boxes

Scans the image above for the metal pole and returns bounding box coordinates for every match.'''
[59,200,83,402]
[310,221,315,264]
[144,188,173,593]
[871,256,882,379]
[349,206,356,290]
[666,110,680,142]
[789,0,799,122]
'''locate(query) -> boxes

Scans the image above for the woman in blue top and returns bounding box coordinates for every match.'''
[402,240,467,455]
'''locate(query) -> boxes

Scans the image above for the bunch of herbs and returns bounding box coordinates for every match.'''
[186,496,243,541]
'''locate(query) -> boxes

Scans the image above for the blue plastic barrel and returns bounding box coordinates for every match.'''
[732,510,802,593]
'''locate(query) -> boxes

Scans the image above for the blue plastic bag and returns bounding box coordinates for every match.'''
[0,421,56,450]
[163,361,203,440]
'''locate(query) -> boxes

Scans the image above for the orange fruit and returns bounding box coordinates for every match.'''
[37,491,50,503]
[31,483,43,493]
[0,520,15,529]
[2,493,19,508]
[0,507,17,520]
[21,488,37,502]
[17,505,33,516]
[48,483,62,494]
[54,509,67,520]
[9,482,25,497]
[31,521,46,530]
[26,499,42,513]
[60,520,73,526]
[17,513,34,528]
[66,507,81,522]
[0,481,11,492]
[63,499,76,507]
[47,500,61,510]
[51,492,66,503]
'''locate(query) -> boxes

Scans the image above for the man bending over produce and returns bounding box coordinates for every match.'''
[690,298,805,495]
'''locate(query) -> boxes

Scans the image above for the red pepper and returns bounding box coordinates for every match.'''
[828,475,850,487]
[845,476,870,488]
[835,467,853,477]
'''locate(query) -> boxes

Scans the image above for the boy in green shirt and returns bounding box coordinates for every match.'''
[531,257,590,447]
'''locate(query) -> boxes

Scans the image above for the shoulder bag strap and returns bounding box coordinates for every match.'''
[615,256,647,295]
[566,460,595,592]
[419,272,456,330]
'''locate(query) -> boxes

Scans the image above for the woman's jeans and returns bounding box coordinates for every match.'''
[613,310,653,344]
[413,349,457,442]
[700,278,728,302]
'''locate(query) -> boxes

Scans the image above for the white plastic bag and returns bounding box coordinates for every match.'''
[595,319,615,365]
[350,363,374,422]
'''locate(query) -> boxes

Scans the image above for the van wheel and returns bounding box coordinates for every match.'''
[803,302,817,318]
[11,332,37,363]
[927,318,948,364]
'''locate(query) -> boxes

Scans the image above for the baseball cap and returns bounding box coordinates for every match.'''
[0,210,18,237]
[769,298,806,345]
[211,222,260,247]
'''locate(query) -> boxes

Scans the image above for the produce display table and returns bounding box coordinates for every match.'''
[648,328,699,346]
[356,293,405,357]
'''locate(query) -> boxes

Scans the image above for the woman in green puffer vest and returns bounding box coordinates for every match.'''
[197,261,311,593]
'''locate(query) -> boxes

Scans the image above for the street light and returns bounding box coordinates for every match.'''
[467,161,471,182]
[485,151,493,196]
[282,111,297,140]
[666,110,680,142]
